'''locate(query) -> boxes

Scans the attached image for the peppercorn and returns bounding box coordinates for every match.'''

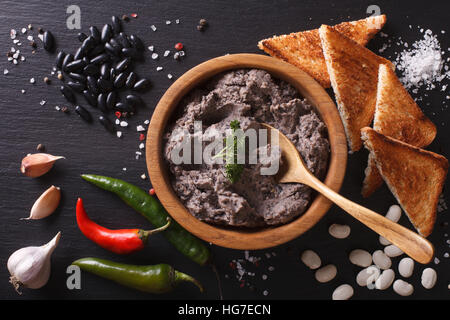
[61,106,69,113]
[57,73,63,81]
[37,27,43,34]
[44,77,51,84]
[199,19,207,26]
[196,25,204,31]
[122,15,129,22]
[36,144,45,152]
[30,41,37,48]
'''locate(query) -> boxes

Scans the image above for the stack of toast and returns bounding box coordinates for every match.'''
[258,16,448,236]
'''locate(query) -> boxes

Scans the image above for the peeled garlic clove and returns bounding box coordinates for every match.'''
[7,232,61,293]
[20,153,65,178]
[24,185,61,220]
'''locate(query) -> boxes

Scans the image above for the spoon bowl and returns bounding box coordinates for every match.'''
[262,123,434,264]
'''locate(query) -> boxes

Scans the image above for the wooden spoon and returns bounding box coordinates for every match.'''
[262,123,434,264]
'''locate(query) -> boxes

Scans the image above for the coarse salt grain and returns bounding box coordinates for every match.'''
[165,20,171,25]
[30,78,35,84]
[148,45,154,51]
[139,143,144,149]
[136,125,145,132]
[116,131,122,138]
[156,66,163,71]
[151,53,158,60]
[167,74,173,79]
[3,69,9,75]
[150,25,157,31]
[120,121,128,127]
[164,50,170,57]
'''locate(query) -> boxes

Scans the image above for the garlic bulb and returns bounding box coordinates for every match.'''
[23,185,61,220]
[7,232,61,294]
[20,153,65,178]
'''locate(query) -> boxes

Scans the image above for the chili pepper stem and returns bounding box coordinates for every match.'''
[174,270,204,292]
[140,218,172,241]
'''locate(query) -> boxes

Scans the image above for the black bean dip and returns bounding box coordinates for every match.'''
[163,69,329,227]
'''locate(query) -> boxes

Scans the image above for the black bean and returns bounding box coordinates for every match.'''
[121,47,138,58]
[83,64,99,76]
[87,75,99,95]
[104,42,120,56]
[109,38,121,49]
[129,34,144,51]
[43,31,54,52]
[89,26,101,43]
[81,36,96,53]
[100,63,110,80]
[125,72,137,89]
[64,59,86,73]
[126,94,144,108]
[60,85,76,103]
[101,24,112,43]
[74,47,84,60]
[99,115,115,132]
[111,16,122,34]
[115,101,134,112]
[118,32,131,48]
[68,72,86,83]
[55,51,65,68]
[133,78,151,92]
[78,32,88,42]
[106,91,117,109]
[97,78,113,93]
[90,53,109,65]
[97,93,107,112]
[110,67,116,79]
[115,57,131,73]
[113,72,127,88]
[88,44,105,58]
[75,105,92,122]
[82,90,97,107]
[62,53,74,70]
[67,81,86,93]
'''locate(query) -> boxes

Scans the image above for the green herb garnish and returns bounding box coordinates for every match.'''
[213,120,245,183]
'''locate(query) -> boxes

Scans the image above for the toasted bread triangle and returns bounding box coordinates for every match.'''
[319,25,394,152]
[362,64,437,197]
[361,127,448,236]
[257,15,386,88]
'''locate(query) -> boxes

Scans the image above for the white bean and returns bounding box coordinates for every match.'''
[372,250,392,270]
[332,284,354,300]
[328,224,351,239]
[398,258,414,278]
[384,244,404,257]
[393,279,414,296]
[421,268,437,289]
[356,265,380,287]
[349,249,372,267]
[386,205,402,222]
[379,235,391,246]
[375,269,395,290]
[300,250,321,270]
[315,264,337,283]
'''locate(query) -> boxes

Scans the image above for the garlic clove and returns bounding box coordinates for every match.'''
[24,185,61,220]
[20,153,65,178]
[7,232,61,293]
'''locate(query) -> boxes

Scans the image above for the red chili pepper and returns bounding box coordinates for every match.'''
[76,198,170,254]
[174,42,183,51]
[115,111,122,118]
[139,133,145,141]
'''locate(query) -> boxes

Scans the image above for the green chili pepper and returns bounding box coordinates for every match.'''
[81,174,211,266]
[72,257,204,293]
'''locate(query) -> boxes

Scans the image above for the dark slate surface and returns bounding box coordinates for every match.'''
[0,0,448,300]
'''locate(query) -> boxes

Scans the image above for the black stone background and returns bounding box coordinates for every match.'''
[0,0,448,300]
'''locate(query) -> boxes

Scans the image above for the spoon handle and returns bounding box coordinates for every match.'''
[304,175,434,264]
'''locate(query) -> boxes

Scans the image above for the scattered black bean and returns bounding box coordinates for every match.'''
[133,78,150,92]
[104,42,120,56]
[106,91,117,109]
[129,34,144,51]
[97,78,113,93]
[67,81,86,93]
[118,32,131,48]
[75,105,92,122]
[109,67,116,79]
[109,38,121,49]
[126,94,143,108]
[81,36,96,53]
[89,26,101,43]
[68,72,86,83]
[62,53,74,70]
[125,72,137,89]
[56,51,66,68]
[60,85,76,103]
[112,16,122,34]
[64,59,87,73]
[43,31,54,52]
[74,47,84,60]
[101,24,113,43]
[83,64,100,76]
[78,32,87,42]
[82,90,97,107]
[98,115,115,132]
[115,57,131,73]
[115,101,134,112]
[113,72,127,88]
[97,93,107,112]
[90,53,109,65]
[121,47,138,58]
[100,63,110,80]
[87,75,99,95]
[88,44,105,58]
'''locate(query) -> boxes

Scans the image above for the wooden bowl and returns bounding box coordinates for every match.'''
[146,54,347,250]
